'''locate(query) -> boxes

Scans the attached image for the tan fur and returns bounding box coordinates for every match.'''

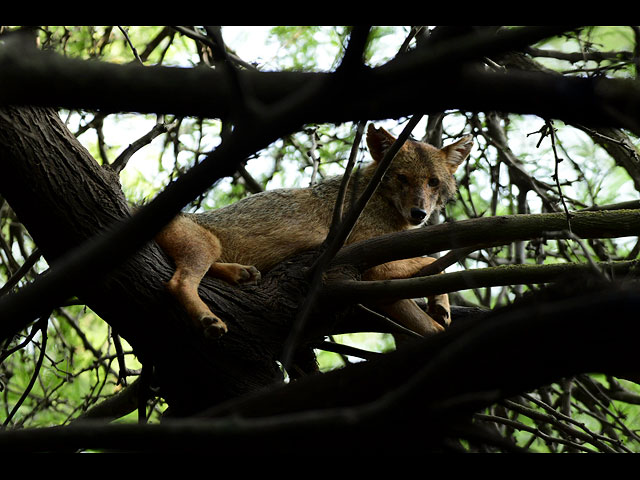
[155,124,473,339]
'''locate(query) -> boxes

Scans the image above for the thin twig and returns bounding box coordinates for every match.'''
[412,244,487,277]
[546,120,573,232]
[118,26,143,65]
[0,316,42,363]
[325,120,366,245]
[308,340,382,361]
[475,413,598,453]
[109,121,176,174]
[2,314,49,427]
[171,26,258,71]
[514,395,626,453]
[398,26,425,54]
[574,377,640,444]
[0,248,42,297]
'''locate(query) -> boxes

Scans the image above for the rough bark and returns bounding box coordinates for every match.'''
[0,105,324,415]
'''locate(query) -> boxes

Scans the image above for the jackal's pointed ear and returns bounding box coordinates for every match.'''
[442,135,473,173]
[366,124,397,162]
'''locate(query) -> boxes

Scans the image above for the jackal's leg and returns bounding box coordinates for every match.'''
[155,216,258,339]
[363,256,451,335]
[380,299,445,336]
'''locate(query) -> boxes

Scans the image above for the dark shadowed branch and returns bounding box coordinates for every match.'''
[1,28,640,134]
[0,283,639,452]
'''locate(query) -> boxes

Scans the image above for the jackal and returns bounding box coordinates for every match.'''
[155,124,473,339]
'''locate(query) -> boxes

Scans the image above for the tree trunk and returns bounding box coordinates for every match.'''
[0,105,326,415]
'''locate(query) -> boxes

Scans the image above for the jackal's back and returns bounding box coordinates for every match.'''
[188,177,341,271]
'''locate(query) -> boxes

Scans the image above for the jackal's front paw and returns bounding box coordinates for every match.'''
[199,315,228,339]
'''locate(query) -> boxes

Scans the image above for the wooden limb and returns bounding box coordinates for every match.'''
[331,209,640,274]
[323,259,640,304]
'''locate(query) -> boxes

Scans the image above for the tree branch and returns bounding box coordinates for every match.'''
[323,260,639,304]
[2,284,639,452]
[331,209,640,273]
[2,29,640,134]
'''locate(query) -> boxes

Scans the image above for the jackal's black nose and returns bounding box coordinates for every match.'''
[410,207,427,222]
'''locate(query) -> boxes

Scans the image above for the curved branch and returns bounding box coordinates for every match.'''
[331,209,640,273]
[322,260,639,304]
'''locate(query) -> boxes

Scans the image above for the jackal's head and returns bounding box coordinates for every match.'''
[367,124,472,226]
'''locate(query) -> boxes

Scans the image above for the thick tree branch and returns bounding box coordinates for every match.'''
[331,209,640,273]
[1,28,640,134]
[1,284,639,452]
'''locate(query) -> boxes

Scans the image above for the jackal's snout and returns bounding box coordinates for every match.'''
[409,206,428,224]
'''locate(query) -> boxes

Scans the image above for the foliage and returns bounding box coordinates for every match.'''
[1,25,640,453]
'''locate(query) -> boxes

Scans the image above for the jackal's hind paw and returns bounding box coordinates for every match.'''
[427,300,451,328]
[199,315,228,339]
[236,265,261,285]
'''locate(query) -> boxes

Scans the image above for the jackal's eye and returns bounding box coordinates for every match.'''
[428,177,440,188]
[397,174,409,184]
